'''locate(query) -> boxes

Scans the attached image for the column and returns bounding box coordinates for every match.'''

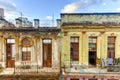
[15,37,19,61]
[52,38,59,68]
[82,32,88,65]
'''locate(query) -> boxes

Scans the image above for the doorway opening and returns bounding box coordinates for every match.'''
[89,51,96,66]
[6,39,15,68]
[89,36,97,67]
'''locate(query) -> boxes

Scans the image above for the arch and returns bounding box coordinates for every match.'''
[21,37,33,47]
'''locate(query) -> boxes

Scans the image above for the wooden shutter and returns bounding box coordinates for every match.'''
[71,43,79,61]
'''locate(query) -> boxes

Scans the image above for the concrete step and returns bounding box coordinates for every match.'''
[0,68,14,75]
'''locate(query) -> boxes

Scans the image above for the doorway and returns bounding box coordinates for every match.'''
[43,39,52,67]
[6,39,15,68]
[89,51,96,66]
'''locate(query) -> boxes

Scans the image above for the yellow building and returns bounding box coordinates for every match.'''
[60,13,120,80]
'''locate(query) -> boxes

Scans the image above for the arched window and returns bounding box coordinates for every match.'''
[21,38,32,61]
[21,38,32,47]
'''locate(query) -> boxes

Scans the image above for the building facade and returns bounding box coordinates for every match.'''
[0,13,120,80]
[0,21,60,79]
[60,13,120,80]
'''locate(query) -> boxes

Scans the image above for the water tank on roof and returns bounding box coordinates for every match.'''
[15,18,22,27]
[34,19,39,28]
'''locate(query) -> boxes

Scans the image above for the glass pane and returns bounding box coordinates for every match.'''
[89,37,97,43]
[89,43,96,47]
[89,38,92,43]
[108,44,114,47]
[43,39,51,43]
[7,39,15,43]
[22,52,31,61]
[70,37,74,42]
[22,47,31,51]
[75,37,78,42]
[93,38,96,43]
[71,37,79,42]
[12,44,15,58]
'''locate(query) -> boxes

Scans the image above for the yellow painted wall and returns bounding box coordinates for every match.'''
[61,26,120,67]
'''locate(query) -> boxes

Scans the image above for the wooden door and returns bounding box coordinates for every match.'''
[6,44,15,68]
[43,43,52,67]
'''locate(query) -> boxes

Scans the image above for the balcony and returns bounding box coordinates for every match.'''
[62,58,120,74]
[14,62,59,74]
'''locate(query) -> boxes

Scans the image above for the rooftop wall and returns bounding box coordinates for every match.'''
[61,13,120,24]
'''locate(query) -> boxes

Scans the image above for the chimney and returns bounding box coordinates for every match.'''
[0,18,6,27]
[0,8,4,19]
[34,19,39,28]
[15,18,22,27]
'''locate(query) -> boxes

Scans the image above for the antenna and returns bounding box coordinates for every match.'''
[20,12,22,26]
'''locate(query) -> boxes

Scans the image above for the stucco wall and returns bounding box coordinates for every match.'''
[61,26,120,67]
[61,13,120,24]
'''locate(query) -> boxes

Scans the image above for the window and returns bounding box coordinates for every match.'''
[107,36,115,58]
[22,51,31,61]
[89,37,97,66]
[21,38,32,47]
[7,39,15,43]
[21,38,32,61]
[89,37,97,51]
[70,37,79,61]
[43,39,51,43]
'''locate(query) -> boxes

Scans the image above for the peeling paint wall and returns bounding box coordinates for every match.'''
[0,31,60,73]
[61,13,120,24]
[61,13,120,70]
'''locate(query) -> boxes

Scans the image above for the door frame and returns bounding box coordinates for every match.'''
[42,39,52,67]
[6,39,15,68]
[89,51,97,66]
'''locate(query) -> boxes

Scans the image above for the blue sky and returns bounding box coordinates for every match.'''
[0,0,120,21]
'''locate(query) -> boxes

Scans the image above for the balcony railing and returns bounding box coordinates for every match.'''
[14,62,59,74]
[62,58,120,73]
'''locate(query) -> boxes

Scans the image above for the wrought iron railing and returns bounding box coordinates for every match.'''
[14,63,59,74]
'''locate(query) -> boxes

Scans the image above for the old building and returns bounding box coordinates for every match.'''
[1,13,120,80]
[60,13,120,80]
[0,18,60,80]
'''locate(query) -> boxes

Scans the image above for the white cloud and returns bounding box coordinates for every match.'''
[0,0,17,10]
[61,2,82,13]
[116,8,120,11]
[0,0,20,20]
[61,0,98,13]
[61,0,119,13]
[45,16,53,20]
[102,3,106,5]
